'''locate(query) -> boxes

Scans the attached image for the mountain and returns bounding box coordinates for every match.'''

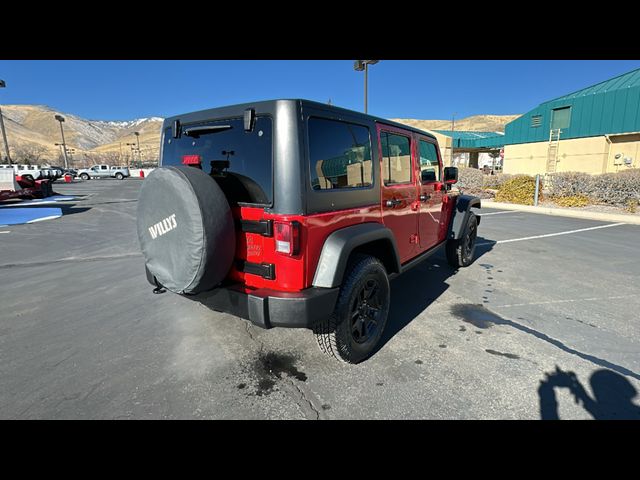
[0,105,520,165]
[391,114,521,133]
[0,105,163,164]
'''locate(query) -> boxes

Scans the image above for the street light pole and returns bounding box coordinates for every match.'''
[134,131,141,165]
[354,60,379,114]
[0,79,12,164]
[54,114,69,169]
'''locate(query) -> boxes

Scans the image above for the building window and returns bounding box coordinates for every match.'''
[381,132,412,185]
[531,115,542,128]
[551,106,571,130]
[308,117,373,190]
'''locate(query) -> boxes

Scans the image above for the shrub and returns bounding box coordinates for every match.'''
[547,172,592,197]
[457,167,483,190]
[548,169,640,206]
[553,194,590,208]
[495,175,540,205]
[626,199,638,213]
[482,173,514,190]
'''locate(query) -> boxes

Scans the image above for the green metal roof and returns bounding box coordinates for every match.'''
[543,67,640,104]
[433,130,505,149]
[505,67,640,145]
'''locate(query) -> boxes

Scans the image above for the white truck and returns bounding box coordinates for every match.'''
[0,164,52,181]
[77,164,130,180]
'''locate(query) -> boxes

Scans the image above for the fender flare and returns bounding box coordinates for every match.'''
[312,223,401,288]
[448,195,482,240]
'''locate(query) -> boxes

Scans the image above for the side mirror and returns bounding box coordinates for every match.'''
[443,166,458,184]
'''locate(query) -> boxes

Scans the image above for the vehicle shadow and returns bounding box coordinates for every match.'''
[56,204,92,216]
[372,236,496,356]
[538,366,640,420]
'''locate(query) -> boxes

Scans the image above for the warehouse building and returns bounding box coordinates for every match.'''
[429,66,640,176]
[503,67,640,175]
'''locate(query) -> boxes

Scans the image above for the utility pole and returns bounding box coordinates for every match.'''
[0,79,12,164]
[451,113,456,167]
[55,114,69,169]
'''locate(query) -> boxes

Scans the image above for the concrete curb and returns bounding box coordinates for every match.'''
[482,200,640,225]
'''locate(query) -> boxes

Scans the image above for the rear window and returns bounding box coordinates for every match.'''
[161,116,273,205]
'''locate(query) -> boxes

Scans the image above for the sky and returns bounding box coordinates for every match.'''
[1,60,640,121]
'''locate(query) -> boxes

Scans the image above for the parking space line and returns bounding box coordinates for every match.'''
[478,211,519,216]
[493,294,636,309]
[478,222,626,245]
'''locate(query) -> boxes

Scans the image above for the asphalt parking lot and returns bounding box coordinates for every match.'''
[1,179,639,419]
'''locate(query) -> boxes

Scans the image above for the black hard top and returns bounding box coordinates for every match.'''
[164,99,436,141]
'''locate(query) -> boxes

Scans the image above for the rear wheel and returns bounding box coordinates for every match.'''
[446,212,478,268]
[314,254,390,364]
[115,172,124,180]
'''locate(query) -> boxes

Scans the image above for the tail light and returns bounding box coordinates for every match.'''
[274,221,300,256]
[182,155,202,167]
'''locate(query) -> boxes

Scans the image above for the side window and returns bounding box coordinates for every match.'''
[419,140,440,183]
[308,117,373,190]
[381,132,412,185]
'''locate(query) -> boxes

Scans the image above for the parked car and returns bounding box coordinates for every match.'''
[136,100,481,364]
[77,164,130,180]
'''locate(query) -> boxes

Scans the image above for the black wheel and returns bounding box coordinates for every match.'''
[314,254,390,364]
[115,172,124,180]
[446,212,478,268]
[80,173,90,180]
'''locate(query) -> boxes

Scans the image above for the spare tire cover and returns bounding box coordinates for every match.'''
[137,166,235,294]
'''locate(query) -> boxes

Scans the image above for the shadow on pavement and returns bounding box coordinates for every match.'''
[372,236,496,356]
[538,366,640,420]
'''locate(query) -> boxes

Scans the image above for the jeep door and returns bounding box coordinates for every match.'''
[416,136,445,249]
[378,125,419,263]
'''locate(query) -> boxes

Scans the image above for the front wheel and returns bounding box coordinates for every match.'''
[314,254,390,364]
[446,212,478,268]
[80,173,90,180]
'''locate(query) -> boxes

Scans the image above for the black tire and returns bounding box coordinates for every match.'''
[446,212,478,268]
[115,173,124,180]
[137,166,236,295]
[314,254,390,364]
[80,173,90,180]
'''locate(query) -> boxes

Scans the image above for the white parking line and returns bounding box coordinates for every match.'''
[478,211,519,216]
[0,231,10,233]
[478,222,626,245]
[493,294,636,308]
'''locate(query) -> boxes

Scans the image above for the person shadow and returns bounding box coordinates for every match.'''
[538,366,640,420]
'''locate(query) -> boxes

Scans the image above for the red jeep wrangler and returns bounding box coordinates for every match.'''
[137,100,480,363]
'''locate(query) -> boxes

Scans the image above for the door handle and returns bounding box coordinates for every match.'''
[420,194,431,202]
[385,199,402,208]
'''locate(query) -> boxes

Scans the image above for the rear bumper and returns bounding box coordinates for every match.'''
[191,284,340,329]
[145,266,339,329]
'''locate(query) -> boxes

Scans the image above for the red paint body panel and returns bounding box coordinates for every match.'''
[377,123,420,263]
[229,204,382,292]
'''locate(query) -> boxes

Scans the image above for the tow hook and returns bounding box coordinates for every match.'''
[152,278,166,294]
